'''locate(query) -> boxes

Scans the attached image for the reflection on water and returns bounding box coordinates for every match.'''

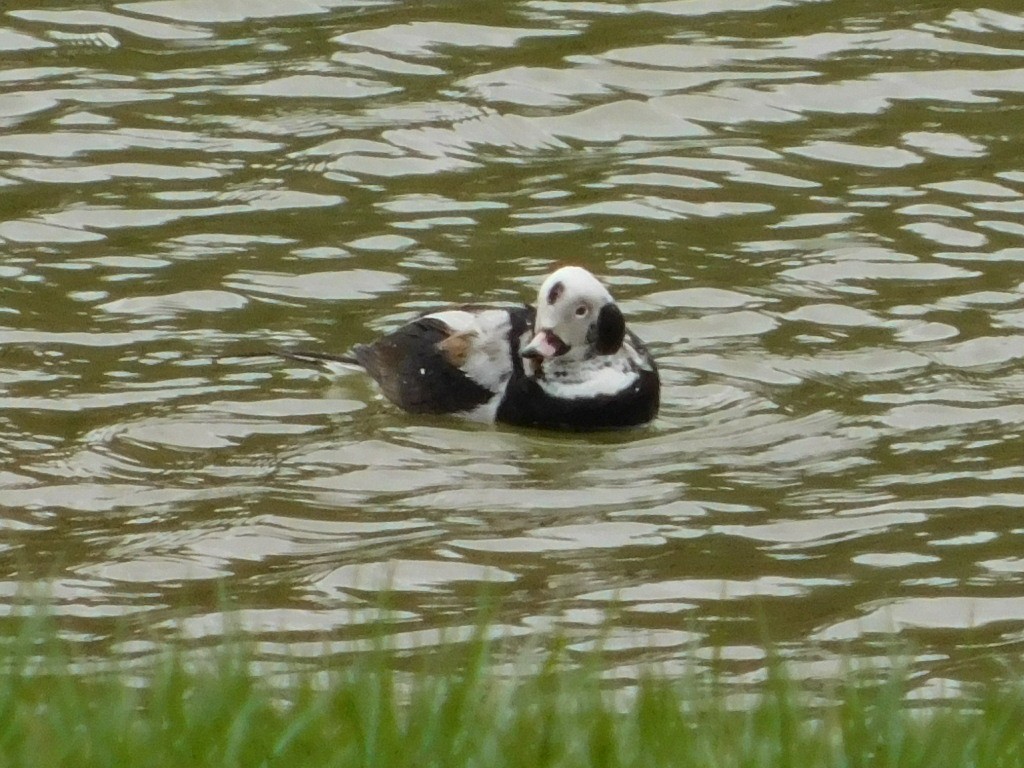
[2,0,1024,688]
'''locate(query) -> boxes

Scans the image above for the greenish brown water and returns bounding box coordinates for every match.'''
[2,0,1024,690]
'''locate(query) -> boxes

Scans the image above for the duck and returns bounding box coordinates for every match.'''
[278,266,659,430]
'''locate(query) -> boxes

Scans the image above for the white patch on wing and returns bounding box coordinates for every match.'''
[426,310,485,334]
[425,309,515,395]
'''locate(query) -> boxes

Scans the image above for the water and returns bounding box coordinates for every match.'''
[2,0,1024,689]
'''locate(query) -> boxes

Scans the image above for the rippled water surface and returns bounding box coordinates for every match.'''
[3,0,1024,688]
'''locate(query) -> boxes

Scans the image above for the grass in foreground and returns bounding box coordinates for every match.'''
[0,616,1022,768]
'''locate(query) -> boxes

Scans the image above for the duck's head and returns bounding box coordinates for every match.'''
[521,266,626,364]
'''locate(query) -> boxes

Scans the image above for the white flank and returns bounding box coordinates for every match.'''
[463,393,505,423]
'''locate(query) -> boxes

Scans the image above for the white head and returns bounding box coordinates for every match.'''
[521,266,626,364]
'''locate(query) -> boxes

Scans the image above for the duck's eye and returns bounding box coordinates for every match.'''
[574,304,589,317]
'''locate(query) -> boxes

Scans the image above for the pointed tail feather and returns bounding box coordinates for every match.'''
[274,349,360,368]
[274,350,362,374]
[223,348,362,372]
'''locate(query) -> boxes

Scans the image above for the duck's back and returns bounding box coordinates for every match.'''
[354,306,533,417]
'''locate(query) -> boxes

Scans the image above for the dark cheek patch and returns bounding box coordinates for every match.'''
[546,281,564,305]
[594,303,626,355]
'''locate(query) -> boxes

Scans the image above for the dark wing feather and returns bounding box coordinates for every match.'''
[354,317,495,414]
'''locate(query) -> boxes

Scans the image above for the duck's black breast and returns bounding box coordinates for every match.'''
[497,369,659,430]
[354,306,533,416]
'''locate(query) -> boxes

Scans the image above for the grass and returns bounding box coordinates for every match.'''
[0,613,1022,768]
